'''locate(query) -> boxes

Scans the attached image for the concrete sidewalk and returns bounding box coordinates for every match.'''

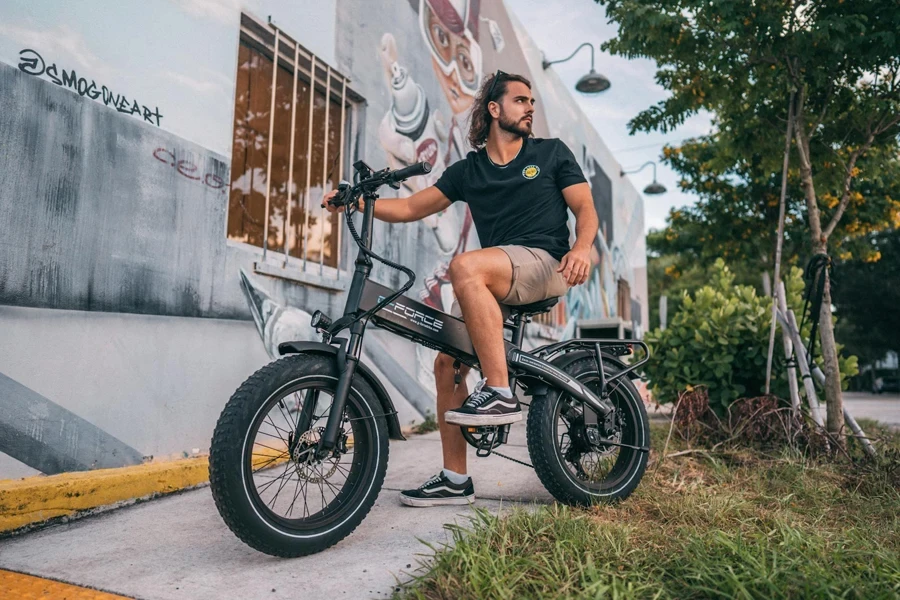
[0,419,551,599]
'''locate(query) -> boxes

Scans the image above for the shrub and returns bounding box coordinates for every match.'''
[645,259,857,413]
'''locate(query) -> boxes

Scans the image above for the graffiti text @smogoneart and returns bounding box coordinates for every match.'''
[17,48,163,127]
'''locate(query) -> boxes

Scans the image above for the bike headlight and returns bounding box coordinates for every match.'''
[310,310,332,331]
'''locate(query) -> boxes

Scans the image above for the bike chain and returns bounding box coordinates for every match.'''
[490,449,534,469]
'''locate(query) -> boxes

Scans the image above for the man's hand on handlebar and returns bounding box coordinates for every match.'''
[321,189,365,214]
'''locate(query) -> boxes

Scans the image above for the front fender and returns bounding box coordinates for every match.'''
[278,341,405,441]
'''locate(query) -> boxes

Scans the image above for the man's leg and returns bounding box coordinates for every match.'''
[446,248,514,389]
[397,352,475,507]
[434,353,471,474]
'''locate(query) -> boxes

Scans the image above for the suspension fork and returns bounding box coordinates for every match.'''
[315,322,365,459]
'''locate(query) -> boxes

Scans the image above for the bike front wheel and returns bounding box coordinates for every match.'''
[209,354,389,557]
[527,354,650,506]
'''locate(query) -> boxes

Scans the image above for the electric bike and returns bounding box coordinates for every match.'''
[208,160,651,557]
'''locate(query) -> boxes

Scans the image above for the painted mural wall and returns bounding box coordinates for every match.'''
[0,0,646,480]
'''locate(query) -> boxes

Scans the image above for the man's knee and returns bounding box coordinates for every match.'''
[448,252,478,286]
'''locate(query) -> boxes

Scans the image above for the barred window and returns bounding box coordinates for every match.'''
[228,14,357,274]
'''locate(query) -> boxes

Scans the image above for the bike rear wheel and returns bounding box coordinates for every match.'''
[527,354,649,506]
[209,354,389,557]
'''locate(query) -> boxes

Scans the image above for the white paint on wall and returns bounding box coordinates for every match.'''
[0,305,272,460]
[0,0,337,157]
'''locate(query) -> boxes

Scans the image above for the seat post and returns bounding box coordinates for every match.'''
[510,313,527,348]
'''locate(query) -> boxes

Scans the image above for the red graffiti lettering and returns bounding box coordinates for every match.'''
[176,159,201,180]
[204,173,225,189]
[152,148,227,193]
[153,147,176,165]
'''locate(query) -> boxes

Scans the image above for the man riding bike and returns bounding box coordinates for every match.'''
[324,71,599,507]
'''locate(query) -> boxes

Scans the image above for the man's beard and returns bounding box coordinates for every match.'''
[498,108,532,138]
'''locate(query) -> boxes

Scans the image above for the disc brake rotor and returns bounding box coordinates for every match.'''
[291,427,340,483]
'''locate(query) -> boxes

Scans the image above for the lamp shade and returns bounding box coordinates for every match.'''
[575,69,611,94]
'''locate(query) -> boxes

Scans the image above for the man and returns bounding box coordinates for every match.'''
[323,71,599,507]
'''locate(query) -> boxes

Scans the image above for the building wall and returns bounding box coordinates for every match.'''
[0,0,647,480]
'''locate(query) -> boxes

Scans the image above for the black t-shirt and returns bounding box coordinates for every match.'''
[434,137,586,262]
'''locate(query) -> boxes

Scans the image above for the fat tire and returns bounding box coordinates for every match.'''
[526,355,649,506]
[209,354,389,557]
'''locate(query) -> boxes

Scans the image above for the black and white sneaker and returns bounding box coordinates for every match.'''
[444,378,523,426]
[399,472,475,507]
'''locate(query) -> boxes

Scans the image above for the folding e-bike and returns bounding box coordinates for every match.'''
[208,160,651,557]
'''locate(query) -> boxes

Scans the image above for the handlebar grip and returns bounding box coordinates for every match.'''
[326,181,352,207]
[390,161,432,183]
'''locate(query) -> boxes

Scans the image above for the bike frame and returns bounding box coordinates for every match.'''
[305,181,648,459]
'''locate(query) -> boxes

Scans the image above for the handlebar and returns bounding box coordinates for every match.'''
[388,161,432,183]
[326,161,432,208]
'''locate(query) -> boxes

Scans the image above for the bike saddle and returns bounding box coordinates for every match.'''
[505,297,559,317]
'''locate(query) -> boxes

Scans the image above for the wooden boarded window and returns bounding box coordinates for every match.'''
[228,15,354,272]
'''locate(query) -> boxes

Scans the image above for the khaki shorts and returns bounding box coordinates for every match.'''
[450,245,569,318]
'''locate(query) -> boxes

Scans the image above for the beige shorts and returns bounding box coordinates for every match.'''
[450,245,569,317]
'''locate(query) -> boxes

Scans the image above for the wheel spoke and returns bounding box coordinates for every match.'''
[259,460,294,501]
[238,377,378,528]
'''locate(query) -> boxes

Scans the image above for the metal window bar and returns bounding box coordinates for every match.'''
[302,55,316,264]
[318,65,332,275]
[262,27,279,262]
[283,40,300,267]
[336,77,347,276]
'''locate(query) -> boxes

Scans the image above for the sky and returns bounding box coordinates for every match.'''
[506,0,714,234]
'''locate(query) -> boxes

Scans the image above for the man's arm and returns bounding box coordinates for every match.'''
[322,186,452,223]
[558,182,599,286]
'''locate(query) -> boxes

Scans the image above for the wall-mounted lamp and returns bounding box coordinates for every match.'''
[542,42,611,94]
[620,161,667,195]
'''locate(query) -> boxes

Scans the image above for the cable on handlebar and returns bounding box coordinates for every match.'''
[325,165,430,335]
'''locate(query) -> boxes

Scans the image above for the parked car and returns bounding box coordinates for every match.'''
[872,369,900,394]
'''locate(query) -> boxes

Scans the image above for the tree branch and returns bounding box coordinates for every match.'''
[822,112,900,239]
[821,141,868,240]
[792,86,826,248]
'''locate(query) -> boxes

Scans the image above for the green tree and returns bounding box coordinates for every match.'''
[599,0,900,446]
[653,137,900,271]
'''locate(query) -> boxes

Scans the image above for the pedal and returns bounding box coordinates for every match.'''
[476,431,496,458]
[464,424,510,458]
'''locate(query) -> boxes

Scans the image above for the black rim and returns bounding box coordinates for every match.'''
[242,377,375,531]
[553,372,641,491]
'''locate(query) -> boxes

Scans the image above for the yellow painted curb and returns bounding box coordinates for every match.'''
[0,457,210,533]
[0,568,133,599]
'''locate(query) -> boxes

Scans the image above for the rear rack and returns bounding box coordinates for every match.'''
[533,338,650,383]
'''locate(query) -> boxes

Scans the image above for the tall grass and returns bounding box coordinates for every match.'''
[397,421,900,599]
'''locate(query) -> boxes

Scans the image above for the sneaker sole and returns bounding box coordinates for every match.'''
[444,412,524,426]
[399,494,476,507]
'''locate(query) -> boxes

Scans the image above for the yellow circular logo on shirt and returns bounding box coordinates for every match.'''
[522,165,540,179]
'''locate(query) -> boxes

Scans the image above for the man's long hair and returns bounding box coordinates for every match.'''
[467,71,532,150]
